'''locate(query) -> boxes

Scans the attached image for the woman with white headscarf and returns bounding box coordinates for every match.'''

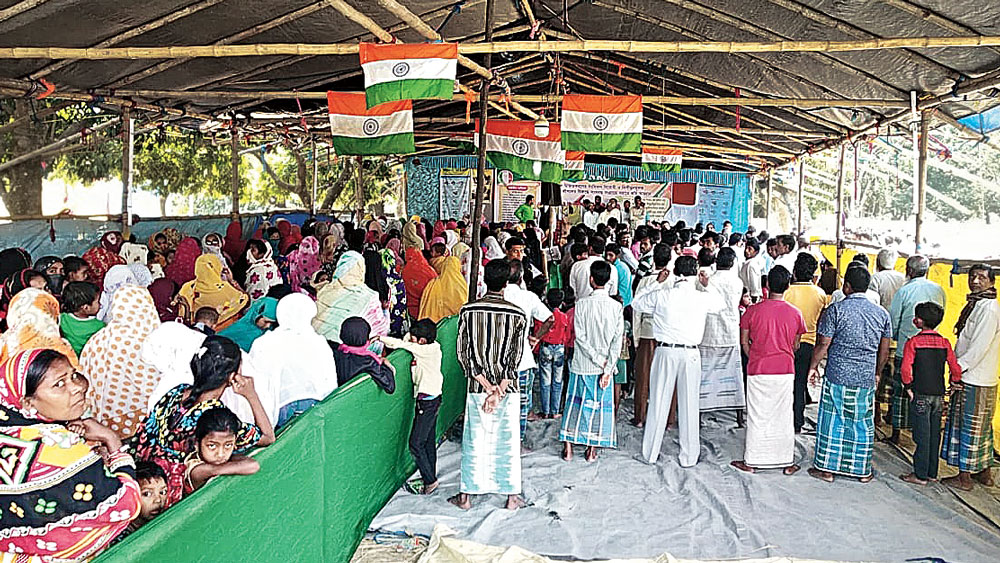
[483,236,506,262]
[250,293,339,428]
[97,264,138,322]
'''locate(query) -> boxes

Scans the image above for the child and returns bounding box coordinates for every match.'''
[536,289,568,419]
[331,316,396,393]
[899,301,961,485]
[135,461,168,525]
[59,281,104,355]
[62,256,90,285]
[184,407,261,494]
[380,319,443,495]
[192,307,219,335]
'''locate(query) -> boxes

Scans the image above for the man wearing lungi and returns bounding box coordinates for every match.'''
[560,260,623,462]
[450,259,528,510]
[942,264,1000,491]
[632,255,725,467]
[888,255,947,444]
[731,266,805,475]
[807,267,893,483]
[698,247,747,417]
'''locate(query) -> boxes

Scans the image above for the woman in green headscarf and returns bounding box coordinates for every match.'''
[218,297,279,351]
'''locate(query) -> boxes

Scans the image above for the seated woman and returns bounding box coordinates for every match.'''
[249,293,338,428]
[0,288,79,368]
[0,349,141,559]
[332,316,396,392]
[218,297,279,352]
[313,251,389,343]
[131,335,275,507]
[240,239,283,300]
[82,231,127,291]
[176,255,249,331]
[81,285,162,439]
[418,256,468,323]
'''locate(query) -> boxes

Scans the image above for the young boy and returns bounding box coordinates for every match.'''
[536,289,568,419]
[184,408,261,494]
[192,307,220,335]
[59,281,104,355]
[112,461,169,543]
[899,302,962,485]
[61,256,90,286]
[380,319,443,495]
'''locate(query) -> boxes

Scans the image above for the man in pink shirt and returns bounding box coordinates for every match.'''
[733,266,806,475]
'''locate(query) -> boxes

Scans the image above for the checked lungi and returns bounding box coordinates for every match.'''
[813,380,876,478]
[941,383,997,473]
[559,371,617,448]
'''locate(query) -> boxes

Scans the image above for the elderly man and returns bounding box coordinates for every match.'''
[868,248,906,422]
[941,264,1000,491]
[887,255,947,444]
[632,256,725,466]
[808,267,893,483]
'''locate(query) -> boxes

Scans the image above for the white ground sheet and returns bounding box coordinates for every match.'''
[371,401,1000,562]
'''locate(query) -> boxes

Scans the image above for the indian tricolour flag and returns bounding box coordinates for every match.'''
[476,119,564,183]
[561,94,642,153]
[641,147,683,172]
[563,151,585,180]
[327,92,415,156]
[360,43,458,108]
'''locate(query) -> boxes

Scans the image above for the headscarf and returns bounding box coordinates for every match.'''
[288,236,322,292]
[401,247,438,319]
[223,220,246,263]
[33,255,63,293]
[402,221,425,250]
[281,225,303,255]
[312,251,389,342]
[245,241,283,300]
[219,297,279,352]
[418,256,468,322]
[202,232,227,264]
[128,263,154,287]
[249,293,338,410]
[80,285,161,438]
[119,241,148,265]
[149,278,179,322]
[0,288,79,368]
[82,231,127,291]
[386,238,402,265]
[2,269,45,317]
[0,349,142,560]
[955,286,998,337]
[98,264,139,323]
[177,254,249,328]
[0,247,31,285]
[444,230,459,253]
[164,237,201,286]
[332,316,396,391]
[432,220,446,239]
[484,236,505,261]
[148,227,183,253]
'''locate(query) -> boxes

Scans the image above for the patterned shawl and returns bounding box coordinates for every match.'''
[0,288,79,369]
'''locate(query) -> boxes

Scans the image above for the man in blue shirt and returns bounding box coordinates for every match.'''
[887,255,947,444]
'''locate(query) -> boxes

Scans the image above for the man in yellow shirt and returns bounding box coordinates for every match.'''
[783,253,830,433]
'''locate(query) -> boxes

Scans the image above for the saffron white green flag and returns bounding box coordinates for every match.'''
[476,119,565,183]
[563,151,585,180]
[641,147,683,172]
[360,43,458,108]
[327,92,415,155]
[561,94,642,153]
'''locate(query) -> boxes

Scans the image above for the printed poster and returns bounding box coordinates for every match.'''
[494,171,541,223]
[561,179,673,222]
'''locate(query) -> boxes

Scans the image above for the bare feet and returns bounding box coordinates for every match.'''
[858,474,874,483]
[526,412,542,422]
[899,473,927,485]
[942,474,975,491]
[972,469,994,487]
[552,413,562,419]
[448,493,471,510]
[423,480,439,495]
[505,495,526,510]
[808,468,834,483]
[730,460,756,473]
[630,419,644,428]
[561,442,573,462]
[783,464,801,476]
[521,444,533,456]
[585,446,598,463]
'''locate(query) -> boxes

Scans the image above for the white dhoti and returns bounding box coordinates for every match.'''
[744,373,795,469]
[642,346,701,467]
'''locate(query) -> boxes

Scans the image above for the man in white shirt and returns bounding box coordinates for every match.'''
[570,237,618,300]
[631,243,672,428]
[942,264,1000,491]
[503,260,554,445]
[558,260,624,462]
[773,234,798,273]
[698,248,746,414]
[582,200,599,230]
[632,255,725,467]
[869,248,906,310]
[740,238,766,302]
[599,198,624,226]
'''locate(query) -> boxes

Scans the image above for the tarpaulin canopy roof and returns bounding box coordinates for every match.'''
[2,0,1000,171]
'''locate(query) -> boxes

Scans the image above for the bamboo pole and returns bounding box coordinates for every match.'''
[797,158,805,235]
[765,170,773,231]
[121,107,134,236]
[4,36,1000,60]
[835,144,846,274]
[0,101,76,135]
[231,131,240,217]
[0,82,216,122]
[355,156,364,218]
[411,117,836,137]
[0,116,120,175]
[0,0,50,23]
[915,111,928,253]
[311,136,318,216]
[469,0,494,301]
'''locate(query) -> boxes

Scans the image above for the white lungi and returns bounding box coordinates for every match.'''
[744,373,795,469]
[642,346,702,467]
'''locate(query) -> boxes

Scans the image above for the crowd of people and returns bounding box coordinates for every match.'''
[1,193,998,559]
